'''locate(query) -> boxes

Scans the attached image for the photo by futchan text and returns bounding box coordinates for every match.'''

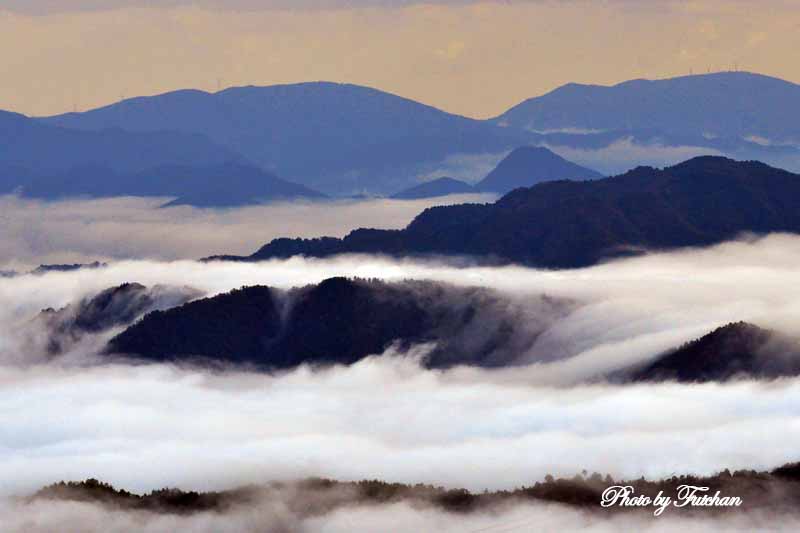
[601,485,743,516]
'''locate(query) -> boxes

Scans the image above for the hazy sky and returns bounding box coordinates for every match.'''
[1,0,798,118]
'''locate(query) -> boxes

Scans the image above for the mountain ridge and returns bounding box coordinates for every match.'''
[40,81,528,194]
[210,156,800,268]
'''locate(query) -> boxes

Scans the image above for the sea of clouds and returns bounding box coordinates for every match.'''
[3,195,800,530]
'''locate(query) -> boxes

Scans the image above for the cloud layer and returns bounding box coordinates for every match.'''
[1,236,800,499]
[5,497,800,533]
[0,194,493,271]
[4,358,800,498]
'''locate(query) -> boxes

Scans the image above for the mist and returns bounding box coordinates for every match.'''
[3,357,800,498]
[543,138,725,175]
[0,193,495,271]
[1,236,800,496]
[3,232,800,533]
[4,497,799,533]
[4,233,800,376]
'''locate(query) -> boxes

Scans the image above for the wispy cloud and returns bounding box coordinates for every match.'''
[0,194,493,271]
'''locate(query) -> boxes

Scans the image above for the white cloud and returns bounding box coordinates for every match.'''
[3,498,800,533]
[0,194,494,271]
[542,137,725,175]
[2,358,800,498]
[2,234,800,511]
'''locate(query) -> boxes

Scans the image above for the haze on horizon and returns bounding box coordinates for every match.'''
[1,0,798,118]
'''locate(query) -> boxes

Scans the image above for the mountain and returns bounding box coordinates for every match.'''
[493,72,800,175]
[390,147,600,198]
[106,278,572,369]
[36,283,201,355]
[391,177,475,199]
[157,164,326,207]
[17,162,326,207]
[473,146,602,194]
[41,83,528,195]
[29,73,800,196]
[495,72,800,143]
[630,322,800,383]
[210,156,800,268]
[0,110,239,186]
[0,110,325,205]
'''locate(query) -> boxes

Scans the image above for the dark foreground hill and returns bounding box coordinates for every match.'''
[106,278,573,369]
[30,460,800,515]
[211,156,800,268]
[630,322,800,383]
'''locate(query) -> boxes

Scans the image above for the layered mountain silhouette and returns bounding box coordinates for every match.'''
[473,146,601,193]
[41,83,528,194]
[630,322,800,383]
[0,110,328,206]
[211,156,800,268]
[106,278,572,369]
[391,147,602,198]
[2,72,797,201]
[495,72,800,144]
[12,162,325,207]
[0,110,238,181]
[391,177,474,199]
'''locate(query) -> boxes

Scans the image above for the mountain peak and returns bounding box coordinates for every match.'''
[631,321,800,382]
[473,145,602,194]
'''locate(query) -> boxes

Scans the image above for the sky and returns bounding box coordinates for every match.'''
[1,0,798,118]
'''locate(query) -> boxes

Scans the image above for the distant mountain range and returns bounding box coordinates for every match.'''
[5,160,326,207]
[495,72,800,144]
[211,156,800,268]
[0,110,238,177]
[391,146,602,199]
[2,72,799,203]
[39,82,527,195]
[0,110,328,207]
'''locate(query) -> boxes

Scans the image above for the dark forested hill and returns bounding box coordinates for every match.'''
[32,460,800,515]
[629,322,800,383]
[106,278,572,369]
[36,283,201,355]
[211,156,800,268]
